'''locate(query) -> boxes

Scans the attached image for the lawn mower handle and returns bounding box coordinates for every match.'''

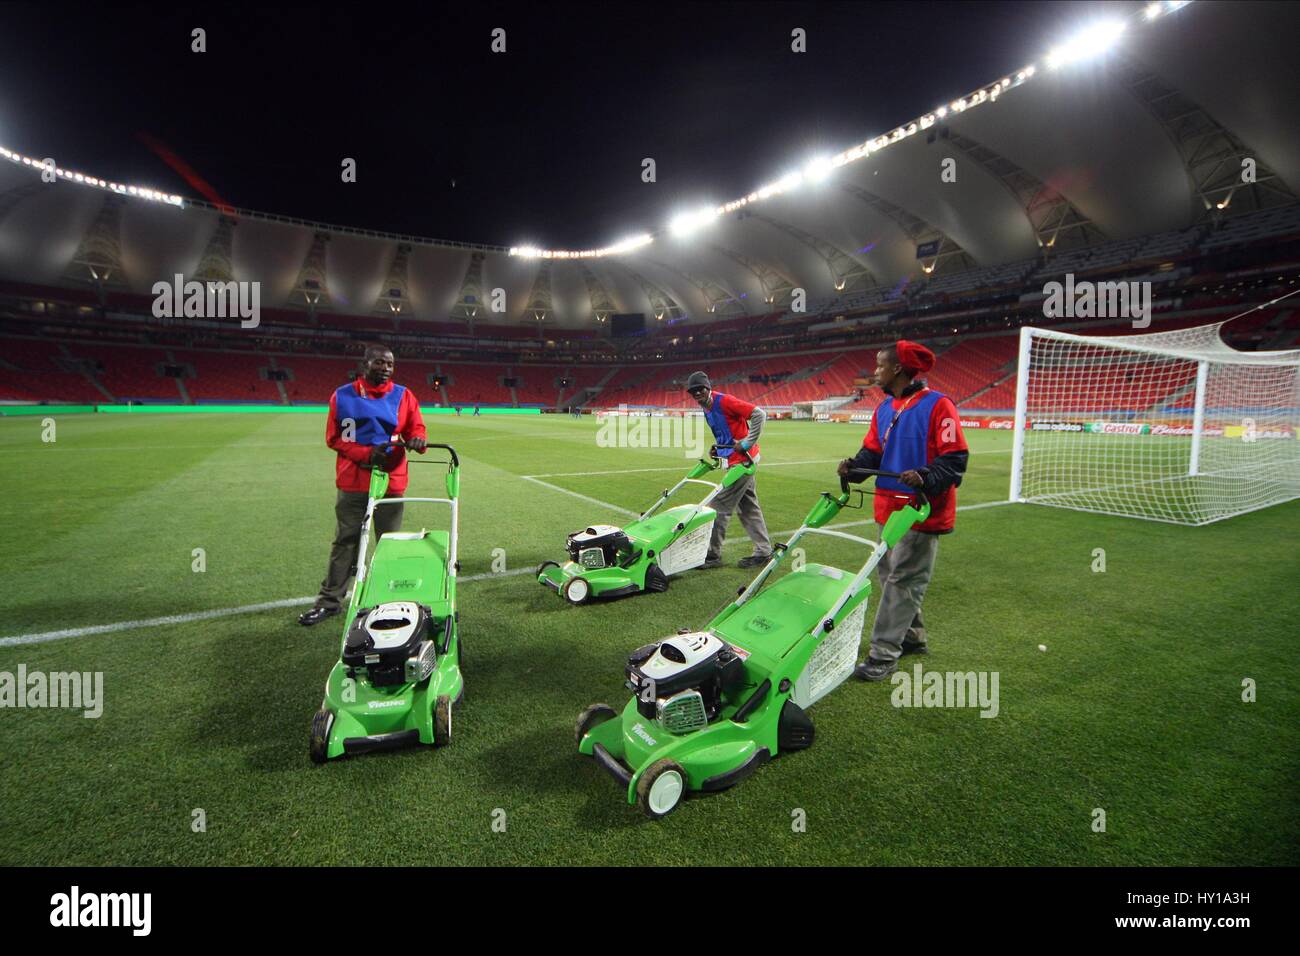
[840,467,928,506]
[384,440,459,466]
[712,444,754,467]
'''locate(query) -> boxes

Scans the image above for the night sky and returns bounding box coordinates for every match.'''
[0,1,1108,249]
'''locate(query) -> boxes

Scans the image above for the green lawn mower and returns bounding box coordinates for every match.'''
[537,444,755,605]
[310,442,464,762]
[575,468,930,817]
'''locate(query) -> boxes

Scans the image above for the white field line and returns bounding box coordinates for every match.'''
[526,449,1012,480]
[519,476,639,517]
[0,566,538,648]
[524,458,841,479]
[0,500,1015,648]
[0,442,326,453]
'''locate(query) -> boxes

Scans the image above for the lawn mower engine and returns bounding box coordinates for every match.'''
[626,631,745,734]
[342,601,437,688]
[566,525,633,570]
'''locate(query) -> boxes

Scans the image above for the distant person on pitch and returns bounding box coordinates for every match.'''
[298,344,427,627]
[837,340,968,680]
[685,371,772,569]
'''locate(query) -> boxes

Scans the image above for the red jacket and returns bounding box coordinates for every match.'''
[857,389,967,533]
[704,391,761,465]
[326,378,427,493]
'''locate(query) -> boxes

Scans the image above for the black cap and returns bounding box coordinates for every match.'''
[685,371,711,391]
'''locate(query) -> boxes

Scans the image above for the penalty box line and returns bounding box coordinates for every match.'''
[0,500,1013,648]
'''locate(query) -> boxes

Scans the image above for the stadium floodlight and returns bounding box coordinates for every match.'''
[509,233,654,259]
[491,0,1189,258]
[1008,320,1300,525]
[804,156,834,183]
[603,233,653,255]
[670,207,720,238]
[1,142,183,205]
[1045,20,1127,70]
[775,171,803,192]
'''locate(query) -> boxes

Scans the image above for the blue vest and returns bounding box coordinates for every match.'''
[334,381,406,446]
[873,389,944,494]
[704,393,738,450]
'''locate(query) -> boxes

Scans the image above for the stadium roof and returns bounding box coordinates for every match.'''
[0,0,1297,329]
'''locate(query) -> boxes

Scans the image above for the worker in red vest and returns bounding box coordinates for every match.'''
[686,371,772,568]
[299,344,427,626]
[838,340,968,680]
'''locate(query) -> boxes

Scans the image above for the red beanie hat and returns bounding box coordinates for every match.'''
[895,339,935,375]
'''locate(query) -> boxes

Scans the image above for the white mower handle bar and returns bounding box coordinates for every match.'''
[641,476,725,520]
[799,527,877,547]
[352,497,459,609]
[732,523,883,612]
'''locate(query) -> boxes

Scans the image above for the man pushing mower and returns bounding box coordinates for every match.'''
[685,371,772,569]
[838,340,968,680]
[298,344,428,627]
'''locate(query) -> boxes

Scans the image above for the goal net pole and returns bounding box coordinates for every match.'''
[1008,324,1033,502]
[1188,360,1208,478]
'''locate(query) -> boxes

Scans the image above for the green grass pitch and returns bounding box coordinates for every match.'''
[0,411,1296,866]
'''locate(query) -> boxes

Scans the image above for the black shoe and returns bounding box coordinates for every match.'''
[737,553,772,569]
[700,556,723,570]
[298,606,340,627]
[901,641,929,657]
[854,658,898,681]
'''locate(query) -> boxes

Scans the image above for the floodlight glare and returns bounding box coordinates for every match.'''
[1046,20,1127,70]
[670,207,719,237]
[605,233,653,255]
[775,171,803,192]
[804,156,833,183]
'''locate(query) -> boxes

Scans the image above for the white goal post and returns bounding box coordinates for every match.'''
[1008,321,1300,525]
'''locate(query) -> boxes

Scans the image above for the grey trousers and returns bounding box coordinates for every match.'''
[315,489,404,611]
[867,528,940,663]
[707,470,772,560]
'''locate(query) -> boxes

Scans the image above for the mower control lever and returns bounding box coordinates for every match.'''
[840,468,929,507]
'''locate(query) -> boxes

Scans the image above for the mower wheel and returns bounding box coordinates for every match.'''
[309,708,334,764]
[563,576,591,605]
[575,703,617,745]
[636,759,686,819]
[434,694,453,747]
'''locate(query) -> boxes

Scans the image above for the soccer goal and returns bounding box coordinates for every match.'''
[1008,321,1300,525]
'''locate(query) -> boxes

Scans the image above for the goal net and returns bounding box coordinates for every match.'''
[1009,322,1300,525]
